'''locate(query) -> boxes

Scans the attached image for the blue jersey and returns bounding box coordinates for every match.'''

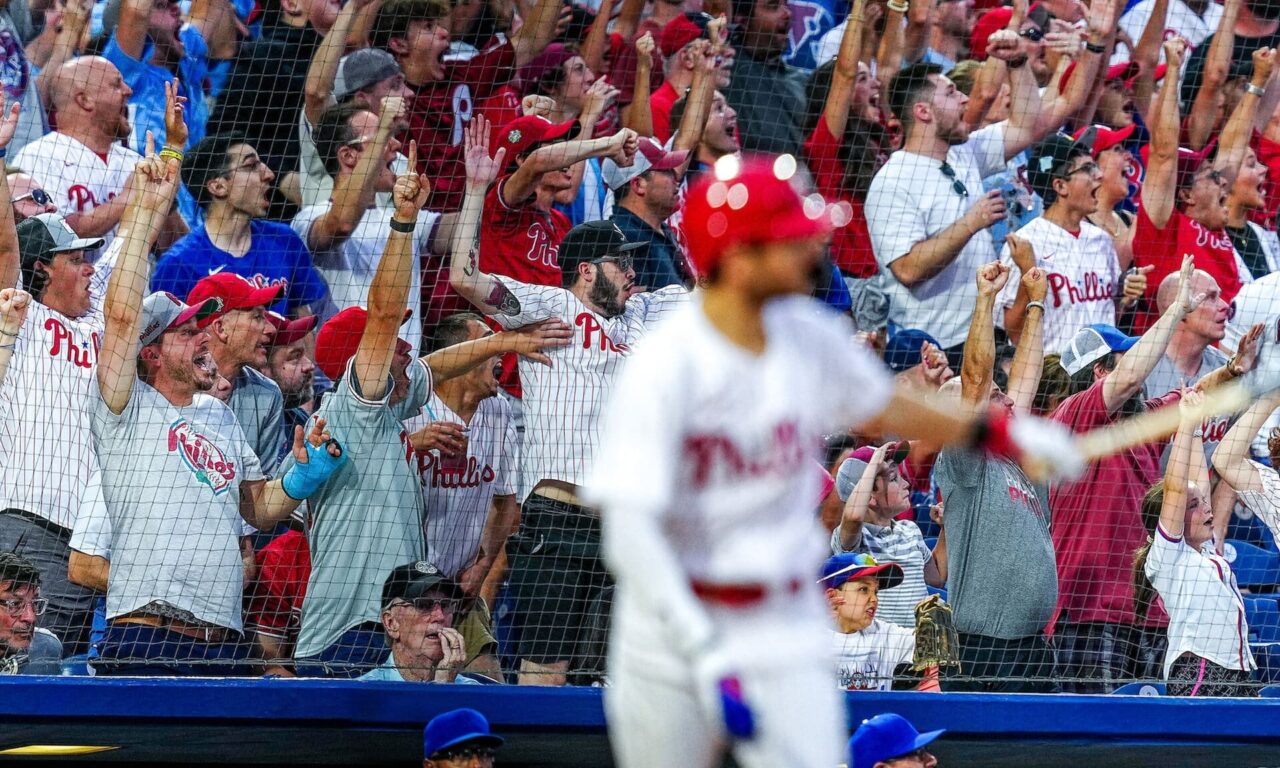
[105,26,209,151]
[152,220,328,315]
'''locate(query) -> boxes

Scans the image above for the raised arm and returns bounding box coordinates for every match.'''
[1142,37,1187,231]
[510,0,563,66]
[1187,0,1241,151]
[960,262,1008,405]
[0,102,20,290]
[620,33,655,136]
[615,0,644,39]
[903,0,931,67]
[1000,232,1038,344]
[994,28,1048,161]
[673,35,721,155]
[451,116,523,316]
[822,0,867,138]
[1129,0,1169,126]
[1038,0,1117,134]
[580,0,616,78]
[875,3,905,105]
[837,444,888,551]
[501,128,638,206]
[425,319,570,381]
[242,419,346,530]
[1214,390,1280,495]
[1213,47,1275,187]
[113,0,152,61]
[1007,262,1046,413]
[303,0,374,125]
[0,288,30,386]
[350,141,428,401]
[1159,389,1203,539]
[35,0,89,109]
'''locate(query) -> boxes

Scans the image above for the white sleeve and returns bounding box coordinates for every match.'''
[969,122,1009,177]
[69,467,112,560]
[866,167,926,267]
[1237,461,1280,539]
[889,623,916,670]
[490,275,566,328]
[801,305,894,431]
[1144,524,1191,596]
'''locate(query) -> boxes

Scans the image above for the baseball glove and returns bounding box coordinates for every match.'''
[913,594,960,671]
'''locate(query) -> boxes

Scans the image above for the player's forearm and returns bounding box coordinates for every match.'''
[68,550,109,592]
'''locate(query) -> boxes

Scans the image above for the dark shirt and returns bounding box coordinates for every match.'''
[1227,222,1270,279]
[723,52,807,156]
[1182,26,1280,108]
[610,207,689,290]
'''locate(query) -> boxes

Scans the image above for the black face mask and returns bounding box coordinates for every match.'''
[1247,0,1280,22]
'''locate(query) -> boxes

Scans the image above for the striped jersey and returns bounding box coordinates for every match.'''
[831,519,931,628]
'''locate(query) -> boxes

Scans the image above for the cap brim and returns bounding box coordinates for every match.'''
[269,314,319,346]
[649,148,691,171]
[886,441,911,466]
[910,728,946,753]
[49,235,105,254]
[765,204,836,245]
[237,283,285,310]
[176,297,224,330]
[616,241,647,254]
[1112,335,1140,353]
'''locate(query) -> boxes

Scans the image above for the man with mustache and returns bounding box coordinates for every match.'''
[261,311,319,465]
[0,552,62,675]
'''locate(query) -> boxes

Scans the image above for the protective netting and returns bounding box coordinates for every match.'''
[0,0,1276,699]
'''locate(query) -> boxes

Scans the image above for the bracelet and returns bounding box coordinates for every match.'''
[159,147,184,162]
[886,0,908,12]
[1084,40,1106,54]
[1246,82,1266,98]
[1025,300,1046,313]
[0,328,18,338]
[389,218,416,233]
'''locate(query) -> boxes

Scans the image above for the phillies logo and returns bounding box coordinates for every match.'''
[1189,220,1233,250]
[167,419,237,495]
[45,317,98,368]
[1048,271,1114,308]
[416,451,496,489]
[683,420,805,488]
[1201,417,1230,444]
[67,184,114,213]
[576,313,630,354]
[524,224,561,268]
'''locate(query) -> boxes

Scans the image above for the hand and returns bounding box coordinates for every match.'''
[378,93,407,130]
[0,287,31,336]
[392,140,431,221]
[290,417,344,463]
[1230,323,1264,377]
[965,190,1008,232]
[163,79,188,151]
[432,627,467,683]
[921,341,953,387]
[580,78,620,125]
[1163,37,1188,70]
[457,554,491,597]
[409,420,467,456]
[521,94,555,118]
[688,38,717,75]
[1023,266,1048,303]
[929,502,944,527]
[1086,0,1119,39]
[129,132,182,213]
[976,261,1010,297]
[1178,387,1205,430]
[1174,253,1204,315]
[1120,264,1153,307]
[58,0,92,36]
[505,317,573,365]
[0,100,18,152]
[1252,47,1276,88]
[707,14,728,48]
[1005,233,1036,274]
[608,128,639,167]
[635,31,655,70]
[463,114,507,189]
[1044,27,1086,59]
[868,442,889,471]
[985,29,1023,63]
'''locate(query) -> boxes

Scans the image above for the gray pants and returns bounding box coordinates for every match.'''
[0,510,97,656]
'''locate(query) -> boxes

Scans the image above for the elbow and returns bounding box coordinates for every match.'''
[889,260,924,288]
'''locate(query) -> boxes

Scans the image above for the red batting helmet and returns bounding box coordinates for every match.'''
[681,155,838,278]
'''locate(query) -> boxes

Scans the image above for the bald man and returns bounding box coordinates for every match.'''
[8,173,59,223]
[1143,270,1235,400]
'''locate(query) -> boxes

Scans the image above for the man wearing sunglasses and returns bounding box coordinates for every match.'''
[0,552,62,675]
[361,561,483,684]
[8,178,57,223]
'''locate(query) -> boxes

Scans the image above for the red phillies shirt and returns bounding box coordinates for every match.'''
[1253,133,1280,232]
[803,113,879,278]
[650,81,680,143]
[480,176,571,286]
[1131,205,1242,333]
[246,529,311,644]
[406,38,516,212]
[1048,380,1176,630]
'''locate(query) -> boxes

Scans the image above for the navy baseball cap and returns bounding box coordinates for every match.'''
[849,713,945,768]
[1059,323,1140,376]
[818,553,905,591]
[884,329,943,373]
[423,708,504,759]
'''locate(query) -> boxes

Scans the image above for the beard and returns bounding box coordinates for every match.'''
[589,271,627,318]
[282,379,315,410]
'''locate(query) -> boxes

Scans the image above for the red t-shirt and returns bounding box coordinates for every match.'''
[650,81,680,144]
[479,175,571,285]
[1253,133,1280,232]
[803,113,878,278]
[476,85,522,146]
[1130,204,1242,333]
[1048,380,1176,630]
[406,38,516,213]
[245,529,311,643]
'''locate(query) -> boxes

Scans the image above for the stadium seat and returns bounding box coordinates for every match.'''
[927,586,947,601]
[1223,540,1280,591]
[1228,509,1277,550]
[1111,682,1165,696]
[923,537,937,551]
[1245,596,1280,643]
[1260,685,1280,698]
[1251,643,1280,683]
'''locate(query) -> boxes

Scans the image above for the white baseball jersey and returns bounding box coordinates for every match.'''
[0,300,103,530]
[996,217,1121,354]
[13,133,140,254]
[492,276,687,499]
[831,620,915,691]
[402,391,518,578]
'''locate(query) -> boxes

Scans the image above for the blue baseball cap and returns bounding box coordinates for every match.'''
[884,329,943,373]
[1060,323,1140,376]
[423,708,504,759]
[818,553,905,591]
[849,713,946,768]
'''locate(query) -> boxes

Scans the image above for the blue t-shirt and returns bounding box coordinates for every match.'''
[104,26,209,151]
[151,219,328,314]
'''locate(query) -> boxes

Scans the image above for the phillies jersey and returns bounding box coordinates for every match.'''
[996,217,1121,354]
[0,300,103,530]
[407,37,516,213]
[480,178,571,287]
[493,277,687,498]
[1131,206,1244,333]
[585,295,894,586]
[13,132,140,254]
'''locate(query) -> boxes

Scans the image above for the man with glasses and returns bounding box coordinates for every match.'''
[0,552,62,675]
[422,708,504,766]
[450,121,687,685]
[848,713,944,768]
[867,2,1118,369]
[153,133,327,321]
[361,561,483,684]
[604,137,692,291]
[8,179,56,223]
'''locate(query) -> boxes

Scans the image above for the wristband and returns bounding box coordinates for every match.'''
[390,218,416,233]
[281,437,348,500]
[1246,82,1266,98]
[886,0,908,12]
[1084,40,1106,54]
[0,148,7,160]
[1025,300,1046,313]
[968,406,1019,461]
[159,147,184,162]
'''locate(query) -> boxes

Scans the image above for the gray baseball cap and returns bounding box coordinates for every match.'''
[835,442,911,501]
[1059,324,1140,376]
[17,213,104,271]
[334,48,402,102]
[138,291,223,347]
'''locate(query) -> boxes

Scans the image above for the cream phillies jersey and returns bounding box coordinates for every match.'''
[0,300,104,529]
[13,133,140,254]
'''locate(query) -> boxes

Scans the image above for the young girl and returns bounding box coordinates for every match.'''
[1134,390,1257,696]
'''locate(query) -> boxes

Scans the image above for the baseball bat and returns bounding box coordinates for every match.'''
[1075,380,1254,462]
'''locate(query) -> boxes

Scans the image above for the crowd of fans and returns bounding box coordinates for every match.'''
[0,0,1278,699]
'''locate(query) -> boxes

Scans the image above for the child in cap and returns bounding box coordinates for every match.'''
[820,553,939,692]
[832,442,943,627]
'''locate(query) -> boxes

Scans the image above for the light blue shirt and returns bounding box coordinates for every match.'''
[358,653,484,684]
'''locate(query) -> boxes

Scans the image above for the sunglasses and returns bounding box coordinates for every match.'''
[392,596,460,615]
[939,162,969,199]
[11,188,51,206]
[1060,161,1101,179]
[592,253,634,273]
[432,745,497,762]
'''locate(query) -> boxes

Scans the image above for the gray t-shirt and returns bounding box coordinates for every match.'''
[1146,346,1231,461]
[287,358,431,659]
[229,365,285,477]
[934,447,1057,640]
[0,7,46,155]
[0,628,62,675]
[90,379,263,631]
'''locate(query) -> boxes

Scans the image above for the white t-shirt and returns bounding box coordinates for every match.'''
[13,132,140,255]
[1115,0,1222,65]
[1224,270,1280,354]
[996,217,1121,354]
[89,379,264,631]
[402,392,518,578]
[831,619,915,691]
[296,109,406,209]
[492,277,688,499]
[1146,524,1256,679]
[866,123,1008,347]
[290,204,441,353]
[586,295,894,586]
[831,519,931,628]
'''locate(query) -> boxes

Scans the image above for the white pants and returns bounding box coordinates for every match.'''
[605,589,845,768]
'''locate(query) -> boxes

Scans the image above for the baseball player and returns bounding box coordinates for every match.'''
[586,156,1083,768]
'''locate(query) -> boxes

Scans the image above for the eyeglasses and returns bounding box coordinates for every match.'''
[593,253,634,273]
[343,135,377,150]
[1060,161,1101,179]
[222,157,268,177]
[0,597,47,617]
[1018,26,1044,42]
[432,745,497,763]
[939,162,968,198]
[11,189,51,206]
[392,596,460,615]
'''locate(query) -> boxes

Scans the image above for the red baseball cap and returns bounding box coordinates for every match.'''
[1138,140,1215,191]
[315,306,413,380]
[267,311,318,347]
[188,272,282,317]
[682,155,837,277]
[970,7,1012,61]
[659,12,712,58]
[517,43,576,96]
[1073,123,1137,156]
[495,115,581,162]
